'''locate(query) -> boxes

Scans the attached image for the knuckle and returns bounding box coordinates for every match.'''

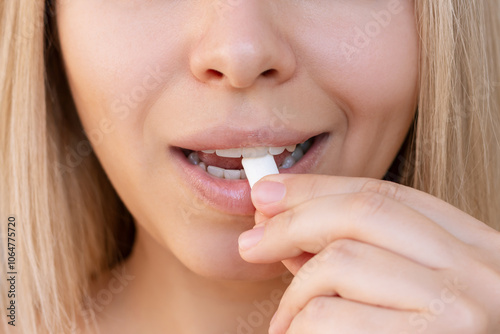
[293,255,322,286]
[443,297,489,333]
[308,175,327,199]
[278,208,303,249]
[286,312,308,334]
[280,207,298,233]
[360,179,404,202]
[291,297,354,334]
[324,239,359,266]
[300,296,331,323]
[349,191,388,220]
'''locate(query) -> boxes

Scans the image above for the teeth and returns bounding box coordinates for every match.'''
[190,137,315,177]
[224,169,241,180]
[279,156,296,169]
[207,166,225,178]
[205,165,247,179]
[202,143,307,158]
[188,152,200,165]
[215,148,242,158]
[242,147,268,158]
[291,147,304,161]
[268,147,286,155]
[207,146,299,158]
[299,140,312,152]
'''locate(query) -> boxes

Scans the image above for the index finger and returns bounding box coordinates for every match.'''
[251,174,491,244]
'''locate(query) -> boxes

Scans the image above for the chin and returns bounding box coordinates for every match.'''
[188,258,288,282]
[167,225,289,282]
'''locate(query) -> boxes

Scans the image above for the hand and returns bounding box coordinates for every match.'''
[238,174,500,334]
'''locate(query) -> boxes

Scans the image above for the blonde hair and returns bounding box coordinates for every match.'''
[1,0,499,333]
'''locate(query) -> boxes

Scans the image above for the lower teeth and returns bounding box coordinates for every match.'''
[276,137,313,168]
[188,152,246,180]
[280,156,296,169]
[186,137,314,180]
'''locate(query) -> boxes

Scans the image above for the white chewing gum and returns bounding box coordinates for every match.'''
[241,153,279,188]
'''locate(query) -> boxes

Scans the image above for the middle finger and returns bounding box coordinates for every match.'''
[239,193,464,269]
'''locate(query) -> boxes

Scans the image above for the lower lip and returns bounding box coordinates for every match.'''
[169,133,330,216]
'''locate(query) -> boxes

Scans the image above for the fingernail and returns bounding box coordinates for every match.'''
[252,181,286,204]
[239,226,265,250]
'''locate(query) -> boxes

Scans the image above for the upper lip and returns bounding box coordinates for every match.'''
[171,125,323,151]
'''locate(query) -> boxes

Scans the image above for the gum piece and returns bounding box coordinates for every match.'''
[241,154,279,188]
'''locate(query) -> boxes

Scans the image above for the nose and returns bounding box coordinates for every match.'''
[189,2,297,89]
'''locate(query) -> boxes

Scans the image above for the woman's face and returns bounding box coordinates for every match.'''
[57,0,418,280]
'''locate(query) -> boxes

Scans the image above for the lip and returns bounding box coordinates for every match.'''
[169,125,320,151]
[169,131,330,216]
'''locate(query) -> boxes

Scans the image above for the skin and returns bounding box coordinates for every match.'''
[55,0,500,333]
[243,175,500,333]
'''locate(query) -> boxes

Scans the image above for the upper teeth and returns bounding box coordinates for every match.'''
[203,145,296,158]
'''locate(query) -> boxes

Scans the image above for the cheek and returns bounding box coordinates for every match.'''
[55,2,192,233]
[343,29,419,125]
[56,0,186,142]
[300,1,419,128]
[292,1,419,176]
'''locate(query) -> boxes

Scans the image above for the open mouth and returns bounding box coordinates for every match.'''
[181,136,316,180]
[170,132,328,215]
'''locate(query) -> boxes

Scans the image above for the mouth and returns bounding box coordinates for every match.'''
[169,132,329,216]
[181,136,314,180]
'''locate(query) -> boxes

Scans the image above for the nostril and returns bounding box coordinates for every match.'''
[201,68,279,86]
[207,69,224,79]
[261,69,277,77]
